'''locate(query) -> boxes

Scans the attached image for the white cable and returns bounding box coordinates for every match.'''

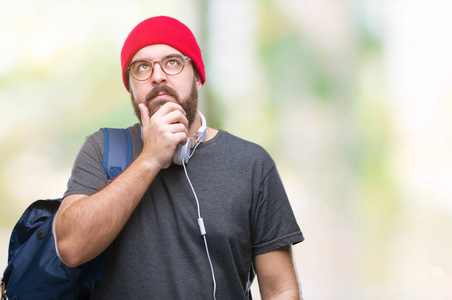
[203,235,217,300]
[182,160,202,219]
[189,142,201,159]
[189,128,208,159]
[182,161,217,300]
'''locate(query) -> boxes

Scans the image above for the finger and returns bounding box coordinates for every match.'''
[151,102,188,130]
[172,131,190,146]
[167,122,188,136]
[138,103,150,127]
[163,110,189,129]
[153,102,186,118]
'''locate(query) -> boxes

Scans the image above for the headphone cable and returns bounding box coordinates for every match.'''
[182,161,217,300]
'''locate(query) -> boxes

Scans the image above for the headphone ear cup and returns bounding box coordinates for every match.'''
[173,139,190,165]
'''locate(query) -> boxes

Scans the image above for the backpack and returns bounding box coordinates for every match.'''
[1,128,132,300]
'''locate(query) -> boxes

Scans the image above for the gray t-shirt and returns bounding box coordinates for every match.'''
[64,124,304,299]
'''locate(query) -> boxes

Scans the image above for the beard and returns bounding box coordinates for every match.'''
[131,79,198,128]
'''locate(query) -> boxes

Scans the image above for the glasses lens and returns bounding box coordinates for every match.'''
[161,55,185,75]
[130,60,153,81]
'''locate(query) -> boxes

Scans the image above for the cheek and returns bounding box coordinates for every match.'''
[131,85,147,104]
[129,80,138,102]
[179,81,196,99]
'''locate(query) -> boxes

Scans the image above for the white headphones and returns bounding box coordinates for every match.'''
[173,110,207,165]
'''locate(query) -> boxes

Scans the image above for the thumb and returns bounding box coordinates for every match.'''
[138,103,150,127]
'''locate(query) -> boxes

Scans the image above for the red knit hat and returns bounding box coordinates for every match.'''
[120,16,205,92]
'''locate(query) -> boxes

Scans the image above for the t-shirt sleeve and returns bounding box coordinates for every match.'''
[63,130,108,198]
[251,165,304,255]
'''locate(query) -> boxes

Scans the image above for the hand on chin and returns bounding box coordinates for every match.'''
[149,95,174,115]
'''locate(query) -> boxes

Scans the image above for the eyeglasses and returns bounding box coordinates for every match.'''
[127,54,191,81]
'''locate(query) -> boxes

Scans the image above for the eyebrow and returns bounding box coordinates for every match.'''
[131,53,182,63]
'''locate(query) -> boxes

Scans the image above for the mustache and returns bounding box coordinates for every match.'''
[145,85,180,104]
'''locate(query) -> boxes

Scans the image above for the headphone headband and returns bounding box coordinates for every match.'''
[196,110,208,143]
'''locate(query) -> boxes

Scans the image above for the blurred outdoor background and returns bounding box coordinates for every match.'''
[1,0,451,299]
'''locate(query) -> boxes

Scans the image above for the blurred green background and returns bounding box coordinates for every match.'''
[1,0,451,299]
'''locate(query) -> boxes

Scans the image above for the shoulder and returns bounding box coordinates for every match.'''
[205,130,276,173]
[85,123,141,146]
[219,130,273,159]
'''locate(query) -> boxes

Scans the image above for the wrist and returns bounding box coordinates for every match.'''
[136,151,167,172]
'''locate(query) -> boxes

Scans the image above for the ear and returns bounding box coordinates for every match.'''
[194,72,202,90]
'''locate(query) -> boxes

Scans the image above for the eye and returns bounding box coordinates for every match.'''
[162,55,185,69]
[166,59,181,67]
[132,61,152,73]
[138,62,151,71]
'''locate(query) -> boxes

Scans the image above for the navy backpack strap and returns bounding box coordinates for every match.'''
[87,128,133,283]
[101,128,132,181]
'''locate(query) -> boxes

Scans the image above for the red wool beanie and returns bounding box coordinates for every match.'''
[121,16,205,92]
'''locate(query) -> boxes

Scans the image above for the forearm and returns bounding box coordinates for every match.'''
[55,102,189,267]
[256,245,301,300]
[54,154,160,267]
[261,286,300,300]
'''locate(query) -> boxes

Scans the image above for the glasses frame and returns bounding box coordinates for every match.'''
[127,54,191,82]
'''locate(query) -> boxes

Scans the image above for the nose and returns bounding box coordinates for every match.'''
[150,62,167,86]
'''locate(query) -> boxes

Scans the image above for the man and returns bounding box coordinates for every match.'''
[54,16,304,299]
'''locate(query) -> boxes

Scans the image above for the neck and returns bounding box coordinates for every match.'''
[188,112,202,137]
